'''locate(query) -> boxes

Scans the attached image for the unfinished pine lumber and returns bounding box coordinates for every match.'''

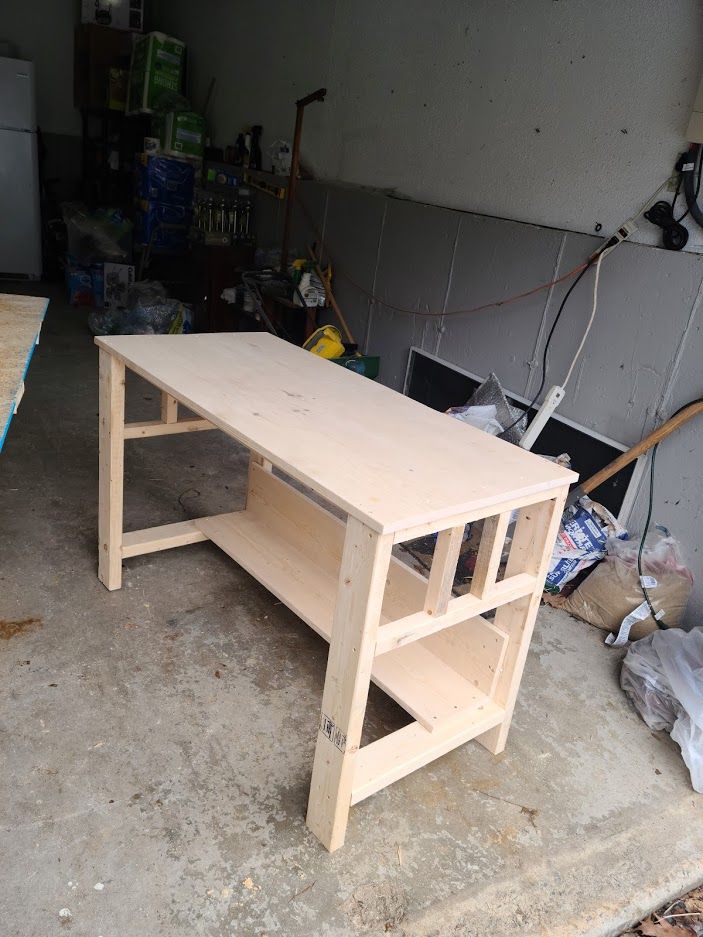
[96,332,575,850]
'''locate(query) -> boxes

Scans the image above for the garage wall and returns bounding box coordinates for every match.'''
[152,1,703,620]
[155,0,334,169]
[2,0,80,136]
[2,0,82,197]
[157,0,703,249]
[282,180,703,624]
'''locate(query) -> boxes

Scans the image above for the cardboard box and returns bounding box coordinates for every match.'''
[103,262,135,308]
[66,264,94,307]
[136,154,195,206]
[126,32,185,115]
[81,0,144,32]
[161,111,205,159]
[135,200,191,253]
[74,24,133,108]
[207,166,239,187]
[91,264,105,307]
[107,67,128,110]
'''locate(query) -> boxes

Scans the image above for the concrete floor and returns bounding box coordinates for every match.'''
[2,284,703,937]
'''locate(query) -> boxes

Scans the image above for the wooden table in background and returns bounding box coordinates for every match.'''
[0,293,48,452]
[95,331,576,851]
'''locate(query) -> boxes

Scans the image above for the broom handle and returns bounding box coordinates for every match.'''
[582,400,703,494]
[307,246,355,345]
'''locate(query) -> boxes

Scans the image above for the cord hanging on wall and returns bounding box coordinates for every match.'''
[643,146,703,250]
[643,201,689,250]
[680,143,703,228]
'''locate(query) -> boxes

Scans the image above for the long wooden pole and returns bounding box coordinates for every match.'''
[308,245,355,345]
[280,88,326,272]
[581,400,703,496]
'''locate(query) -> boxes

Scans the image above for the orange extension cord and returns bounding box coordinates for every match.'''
[295,196,588,319]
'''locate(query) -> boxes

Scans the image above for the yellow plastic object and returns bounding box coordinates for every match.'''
[303,325,345,359]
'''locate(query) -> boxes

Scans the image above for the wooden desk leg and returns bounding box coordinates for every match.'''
[306,517,393,851]
[476,490,567,755]
[98,350,125,591]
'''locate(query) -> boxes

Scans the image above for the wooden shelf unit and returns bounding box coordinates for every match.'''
[95,332,575,851]
[197,463,512,735]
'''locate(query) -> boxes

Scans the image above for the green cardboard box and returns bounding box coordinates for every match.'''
[126,32,185,115]
[161,111,205,159]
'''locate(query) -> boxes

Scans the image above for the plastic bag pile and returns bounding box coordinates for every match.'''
[621,628,703,792]
[88,280,191,336]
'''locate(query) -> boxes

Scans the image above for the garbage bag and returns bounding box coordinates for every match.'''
[88,297,190,335]
[621,628,703,792]
[465,372,527,445]
[126,279,168,309]
[446,403,504,435]
[62,202,133,265]
[561,529,693,639]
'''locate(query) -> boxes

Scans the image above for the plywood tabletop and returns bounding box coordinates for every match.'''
[0,293,48,451]
[96,332,577,533]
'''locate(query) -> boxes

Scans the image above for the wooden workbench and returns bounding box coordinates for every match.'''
[95,332,576,851]
[0,293,48,451]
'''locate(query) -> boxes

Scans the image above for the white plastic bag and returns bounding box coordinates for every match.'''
[446,403,504,436]
[621,628,703,792]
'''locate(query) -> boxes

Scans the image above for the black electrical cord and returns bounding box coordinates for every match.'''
[643,201,689,250]
[646,147,703,245]
[671,175,682,216]
[637,395,703,628]
[637,443,665,627]
[500,257,596,437]
[681,143,703,228]
[672,145,702,222]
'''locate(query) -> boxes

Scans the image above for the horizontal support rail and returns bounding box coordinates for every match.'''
[351,702,505,805]
[123,418,215,439]
[375,572,535,655]
[122,519,210,558]
[391,489,562,543]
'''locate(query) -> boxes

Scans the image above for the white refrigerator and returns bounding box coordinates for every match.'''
[0,56,42,278]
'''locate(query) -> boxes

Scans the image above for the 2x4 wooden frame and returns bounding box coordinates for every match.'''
[98,348,568,851]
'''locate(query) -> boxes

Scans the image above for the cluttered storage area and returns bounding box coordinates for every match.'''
[2,2,703,935]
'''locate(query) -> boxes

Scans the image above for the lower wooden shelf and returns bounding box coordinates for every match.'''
[201,467,508,744]
[196,466,506,735]
[197,511,500,731]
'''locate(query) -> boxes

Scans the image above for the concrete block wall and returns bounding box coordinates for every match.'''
[282,180,703,624]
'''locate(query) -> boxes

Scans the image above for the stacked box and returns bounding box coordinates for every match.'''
[160,111,205,159]
[81,0,144,31]
[135,201,191,252]
[135,153,194,253]
[136,154,195,205]
[126,32,185,115]
[107,67,128,110]
[66,263,94,306]
[65,259,107,307]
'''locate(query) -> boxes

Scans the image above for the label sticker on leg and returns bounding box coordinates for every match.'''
[320,713,347,752]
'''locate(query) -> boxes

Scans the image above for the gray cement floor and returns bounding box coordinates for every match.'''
[2,284,703,937]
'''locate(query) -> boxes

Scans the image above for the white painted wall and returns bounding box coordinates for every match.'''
[1,0,81,136]
[157,0,334,170]
[157,0,703,249]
